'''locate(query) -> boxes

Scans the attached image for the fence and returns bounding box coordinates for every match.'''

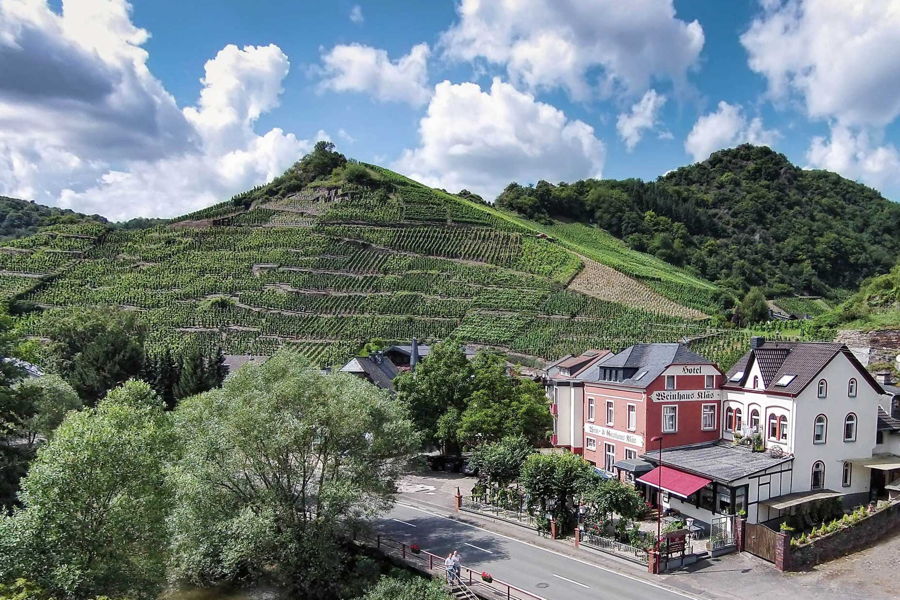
[356,532,547,600]
[580,530,650,565]
[462,496,541,531]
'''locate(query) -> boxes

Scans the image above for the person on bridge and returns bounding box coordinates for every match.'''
[450,550,461,583]
[444,552,455,583]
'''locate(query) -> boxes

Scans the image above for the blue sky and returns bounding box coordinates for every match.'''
[2,1,899,219]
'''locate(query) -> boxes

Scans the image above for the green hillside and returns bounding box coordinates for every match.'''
[0,196,107,241]
[0,144,745,367]
[813,264,900,330]
[497,144,900,301]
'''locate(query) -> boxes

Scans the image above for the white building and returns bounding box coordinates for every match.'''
[544,350,611,454]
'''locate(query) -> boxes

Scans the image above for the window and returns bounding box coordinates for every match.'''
[624,449,637,483]
[750,408,760,432]
[775,374,797,387]
[734,408,743,432]
[663,405,678,433]
[768,414,778,440]
[604,443,616,473]
[725,406,734,432]
[634,370,647,381]
[705,374,715,389]
[606,401,614,426]
[729,371,744,382]
[752,375,759,389]
[842,461,852,487]
[848,378,857,398]
[588,398,595,422]
[665,375,676,390]
[627,404,637,431]
[769,413,788,442]
[843,413,857,442]
[817,379,827,398]
[702,404,716,430]
[813,414,827,444]
[811,461,825,490]
[778,415,788,442]
[585,437,597,451]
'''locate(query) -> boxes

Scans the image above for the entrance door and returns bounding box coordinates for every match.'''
[744,522,778,562]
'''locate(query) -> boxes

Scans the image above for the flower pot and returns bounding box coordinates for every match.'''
[409,544,421,554]
[481,572,493,583]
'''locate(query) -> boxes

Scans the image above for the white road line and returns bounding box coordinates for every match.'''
[391,518,417,528]
[464,542,493,554]
[552,573,590,589]
[393,501,699,600]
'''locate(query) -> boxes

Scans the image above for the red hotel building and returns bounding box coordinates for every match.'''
[550,343,723,484]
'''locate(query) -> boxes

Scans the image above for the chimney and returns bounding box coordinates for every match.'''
[875,371,893,386]
[750,336,766,350]
[410,338,420,371]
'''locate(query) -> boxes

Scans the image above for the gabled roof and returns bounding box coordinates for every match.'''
[578,343,715,389]
[547,349,610,380]
[340,355,399,391]
[725,342,884,397]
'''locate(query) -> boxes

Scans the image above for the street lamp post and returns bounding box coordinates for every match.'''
[650,435,664,548]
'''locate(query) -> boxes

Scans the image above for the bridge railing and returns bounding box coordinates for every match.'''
[356,532,547,600]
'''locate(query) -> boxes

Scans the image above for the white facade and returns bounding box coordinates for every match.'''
[723,351,880,509]
[549,382,583,451]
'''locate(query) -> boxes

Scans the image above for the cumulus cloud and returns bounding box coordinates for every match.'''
[440,0,704,100]
[394,78,605,201]
[616,89,667,151]
[317,43,431,107]
[807,124,900,190]
[741,0,900,127]
[684,101,780,162]
[349,5,364,24]
[0,1,315,220]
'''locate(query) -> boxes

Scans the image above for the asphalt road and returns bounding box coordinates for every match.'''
[376,502,698,600]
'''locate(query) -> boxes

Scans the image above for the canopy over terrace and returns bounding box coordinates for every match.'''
[761,490,842,511]
[850,454,900,470]
[637,466,711,499]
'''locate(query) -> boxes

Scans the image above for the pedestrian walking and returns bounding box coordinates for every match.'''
[444,552,455,583]
[450,550,461,583]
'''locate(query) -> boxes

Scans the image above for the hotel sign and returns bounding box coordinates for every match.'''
[584,424,644,446]
[652,389,719,402]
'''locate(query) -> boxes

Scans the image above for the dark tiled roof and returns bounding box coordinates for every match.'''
[548,349,611,379]
[883,383,900,397]
[340,356,399,391]
[877,407,900,431]
[641,441,793,483]
[754,347,791,386]
[579,343,715,389]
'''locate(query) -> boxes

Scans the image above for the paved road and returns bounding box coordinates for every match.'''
[376,502,697,600]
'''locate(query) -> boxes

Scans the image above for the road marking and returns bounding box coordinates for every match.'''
[391,518,417,528]
[464,542,493,554]
[552,573,590,589]
[393,501,699,600]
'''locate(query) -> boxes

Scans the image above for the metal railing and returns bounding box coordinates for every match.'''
[357,533,547,600]
[580,531,650,565]
[462,497,541,530]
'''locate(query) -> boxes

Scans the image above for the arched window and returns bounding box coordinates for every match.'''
[813,415,827,444]
[844,413,857,442]
[817,379,827,398]
[750,408,760,432]
[734,407,743,432]
[811,461,825,490]
[778,415,788,441]
[842,461,852,487]
[752,375,759,389]
[768,413,778,440]
[848,378,857,398]
[725,407,734,432]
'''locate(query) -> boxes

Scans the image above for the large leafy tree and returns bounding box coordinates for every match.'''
[520,452,596,533]
[167,350,418,598]
[736,287,770,326]
[11,374,81,447]
[469,435,534,498]
[582,478,645,523]
[0,380,174,599]
[0,312,28,507]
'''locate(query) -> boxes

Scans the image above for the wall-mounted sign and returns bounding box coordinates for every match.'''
[652,389,720,402]
[662,365,720,376]
[584,424,644,446]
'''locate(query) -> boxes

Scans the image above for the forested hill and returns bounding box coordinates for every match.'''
[0,196,107,241]
[0,142,769,370]
[497,145,900,299]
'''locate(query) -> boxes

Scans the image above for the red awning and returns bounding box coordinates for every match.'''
[637,466,711,498]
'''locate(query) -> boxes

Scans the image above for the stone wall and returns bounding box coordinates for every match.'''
[836,329,900,367]
[787,501,900,570]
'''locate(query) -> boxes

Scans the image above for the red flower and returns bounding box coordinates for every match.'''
[481,571,493,583]
[409,543,421,554]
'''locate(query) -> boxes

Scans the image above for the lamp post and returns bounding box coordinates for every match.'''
[650,435,664,548]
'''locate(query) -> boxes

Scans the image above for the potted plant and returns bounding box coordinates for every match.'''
[481,571,493,583]
[409,543,421,554]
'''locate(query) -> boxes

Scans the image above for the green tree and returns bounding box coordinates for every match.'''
[0,311,31,507]
[519,452,595,533]
[360,575,449,600]
[144,349,180,410]
[12,375,81,447]
[581,478,645,523]
[737,287,770,325]
[394,341,473,450]
[42,309,146,404]
[167,350,418,598]
[174,346,207,400]
[0,380,174,599]
[469,435,534,499]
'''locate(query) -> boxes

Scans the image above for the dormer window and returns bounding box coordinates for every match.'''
[729,371,744,382]
[817,379,827,398]
[848,378,857,398]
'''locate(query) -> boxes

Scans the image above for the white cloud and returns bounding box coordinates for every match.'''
[317,43,431,107]
[807,123,900,190]
[349,5,364,24]
[394,78,605,201]
[0,1,315,220]
[616,89,667,151]
[741,0,900,127]
[684,101,780,162]
[440,0,704,100]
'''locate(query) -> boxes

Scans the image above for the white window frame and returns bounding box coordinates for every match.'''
[627,404,637,431]
[848,378,857,398]
[665,375,676,390]
[585,436,597,451]
[842,461,852,488]
[606,401,615,426]
[725,406,734,432]
[817,379,827,398]
[662,405,678,433]
[813,415,827,444]
[811,461,825,490]
[843,413,857,442]
[587,398,595,422]
[705,374,715,389]
[701,404,716,431]
[604,442,616,473]
[624,448,637,483]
